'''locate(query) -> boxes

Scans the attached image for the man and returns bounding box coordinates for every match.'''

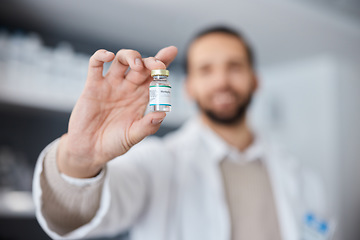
[33,27,324,240]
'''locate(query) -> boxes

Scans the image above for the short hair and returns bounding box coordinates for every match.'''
[183,26,255,74]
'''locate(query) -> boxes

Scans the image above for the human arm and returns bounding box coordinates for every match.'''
[34,139,153,239]
[58,46,177,178]
[33,46,178,238]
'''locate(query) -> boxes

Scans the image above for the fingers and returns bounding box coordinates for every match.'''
[128,112,166,144]
[104,46,177,87]
[107,49,144,79]
[155,46,178,67]
[125,57,166,85]
[143,57,166,70]
[88,49,115,80]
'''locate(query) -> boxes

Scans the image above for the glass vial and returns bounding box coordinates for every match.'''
[149,69,171,112]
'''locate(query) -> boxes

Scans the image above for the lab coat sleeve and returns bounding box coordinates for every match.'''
[33,139,150,239]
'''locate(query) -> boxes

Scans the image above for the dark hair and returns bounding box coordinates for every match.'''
[183,26,255,74]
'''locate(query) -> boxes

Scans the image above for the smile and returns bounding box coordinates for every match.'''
[213,93,236,106]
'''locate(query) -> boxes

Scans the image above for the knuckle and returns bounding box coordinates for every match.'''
[97,49,106,53]
[128,49,139,55]
[116,49,125,56]
[117,49,139,58]
[89,55,96,63]
[94,49,104,56]
[90,49,104,61]
[117,49,130,55]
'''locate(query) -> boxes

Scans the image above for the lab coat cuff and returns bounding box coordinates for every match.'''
[32,138,111,239]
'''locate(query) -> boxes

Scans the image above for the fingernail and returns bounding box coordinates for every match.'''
[106,51,113,55]
[152,118,164,124]
[135,58,143,66]
[155,59,162,63]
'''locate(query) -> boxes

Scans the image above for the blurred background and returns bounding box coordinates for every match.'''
[0,0,359,239]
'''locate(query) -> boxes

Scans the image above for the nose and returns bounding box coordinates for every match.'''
[211,69,231,90]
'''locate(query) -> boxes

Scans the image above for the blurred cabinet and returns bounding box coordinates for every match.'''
[0,30,195,125]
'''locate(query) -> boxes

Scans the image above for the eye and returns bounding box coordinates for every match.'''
[198,65,212,76]
[228,62,244,72]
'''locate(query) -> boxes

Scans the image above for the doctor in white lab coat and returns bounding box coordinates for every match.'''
[33,26,331,240]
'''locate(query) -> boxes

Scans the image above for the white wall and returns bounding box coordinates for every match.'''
[249,54,360,239]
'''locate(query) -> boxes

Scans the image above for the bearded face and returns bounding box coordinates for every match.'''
[198,88,253,125]
[186,33,257,125]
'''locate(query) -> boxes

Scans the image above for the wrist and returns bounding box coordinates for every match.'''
[57,134,103,178]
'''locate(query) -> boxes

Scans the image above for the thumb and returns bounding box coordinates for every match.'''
[129,112,166,145]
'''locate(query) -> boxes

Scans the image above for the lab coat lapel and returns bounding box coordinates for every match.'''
[263,141,300,240]
[177,124,230,240]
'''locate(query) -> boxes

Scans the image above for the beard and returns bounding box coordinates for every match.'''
[197,93,253,125]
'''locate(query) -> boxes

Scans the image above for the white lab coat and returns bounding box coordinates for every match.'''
[33,117,326,240]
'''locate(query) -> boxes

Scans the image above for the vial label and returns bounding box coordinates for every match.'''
[149,85,171,106]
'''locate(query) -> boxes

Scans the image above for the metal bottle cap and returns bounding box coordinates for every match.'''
[151,69,169,77]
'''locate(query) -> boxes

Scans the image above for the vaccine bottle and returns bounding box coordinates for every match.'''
[149,69,171,112]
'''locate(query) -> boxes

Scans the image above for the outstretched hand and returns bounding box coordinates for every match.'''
[57,46,178,178]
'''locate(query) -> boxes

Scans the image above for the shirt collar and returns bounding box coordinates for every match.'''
[192,117,265,164]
